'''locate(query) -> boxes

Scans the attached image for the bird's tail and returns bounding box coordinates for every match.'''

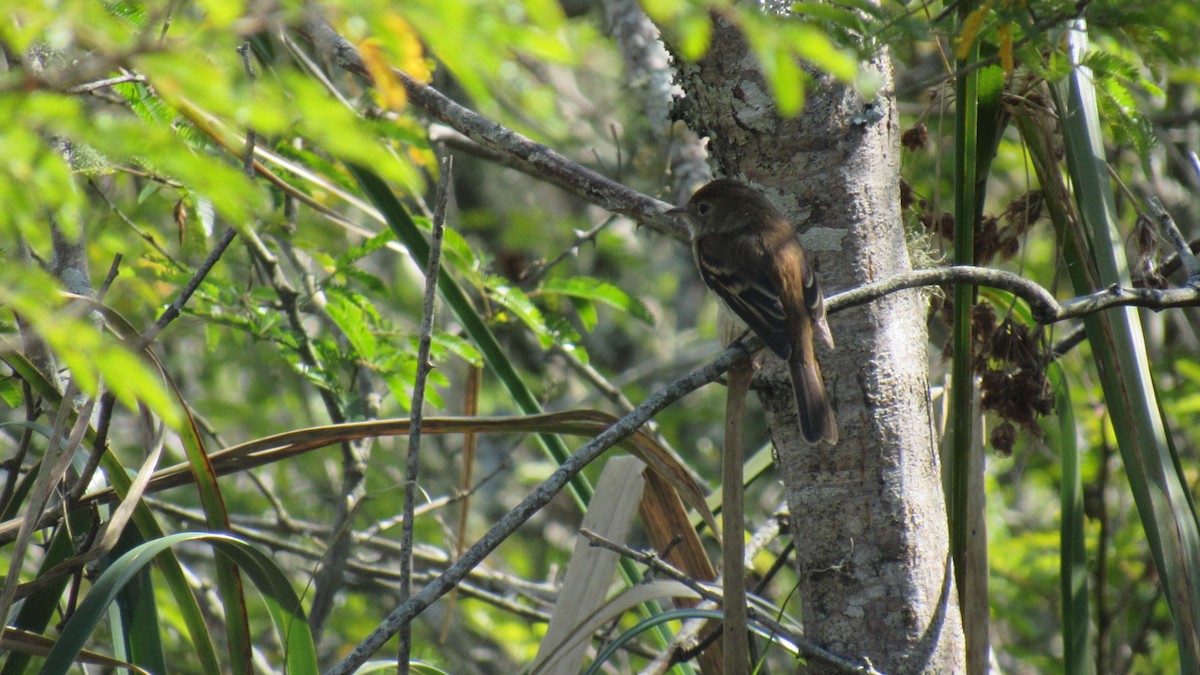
[790,357,838,445]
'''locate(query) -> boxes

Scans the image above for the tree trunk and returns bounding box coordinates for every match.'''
[673,16,965,673]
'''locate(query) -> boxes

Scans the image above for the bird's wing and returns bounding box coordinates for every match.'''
[798,249,834,350]
[694,235,792,359]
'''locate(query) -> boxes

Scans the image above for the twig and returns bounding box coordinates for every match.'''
[97,254,123,299]
[1050,324,1089,359]
[1146,197,1200,285]
[85,178,180,268]
[397,155,450,673]
[577,529,879,674]
[526,215,619,285]
[295,16,685,241]
[548,343,680,461]
[66,391,117,503]
[826,264,1200,323]
[439,364,483,641]
[64,72,147,94]
[237,42,258,179]
[325,336,758,675]
[135,227,237,350]
[0,383,36,512]
[744,514,784,573]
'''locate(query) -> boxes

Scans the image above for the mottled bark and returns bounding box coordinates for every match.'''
[672,15,965,673]
[600,0,710,200]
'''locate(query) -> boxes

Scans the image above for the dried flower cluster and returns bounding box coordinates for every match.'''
[935,294,1054,455]
[901,123,1055,454]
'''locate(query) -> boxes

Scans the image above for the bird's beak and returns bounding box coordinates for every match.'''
[665,205,695,239]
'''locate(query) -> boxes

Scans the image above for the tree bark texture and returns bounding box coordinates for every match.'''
[672,16,965,673]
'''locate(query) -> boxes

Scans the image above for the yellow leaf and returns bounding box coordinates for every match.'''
[999,24,1014,75]
[358,38,407,110]
[385,15,432,83]
[955,2,993,61]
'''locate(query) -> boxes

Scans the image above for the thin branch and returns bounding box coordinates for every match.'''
[294,16,685,241]
[96,254,123,299]
[578,529,878,674]
[526,215,619,286]
[546,343,682,465]
[85,178,181,268]
[826,265,1200,324]
[325,336,759,675]
[64,72,147,94]
[1051,324,1089,359]
[1146,197,1200,285]
[397,155,450,673]
[135,227,237,350]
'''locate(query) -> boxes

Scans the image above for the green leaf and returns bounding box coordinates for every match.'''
[1046,363,1088,675]
[489,282,553,348]
[572,296,598,331]
[1054,25,1200,671]
[42,532,317,675]
[432,331,482,367]
[0,266,181,427]
[325,288,381,362]
[0,376,22,408]
[336,228,397,268]
[539,277,655,325]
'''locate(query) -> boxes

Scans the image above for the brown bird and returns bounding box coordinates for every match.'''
[669,179,838,444]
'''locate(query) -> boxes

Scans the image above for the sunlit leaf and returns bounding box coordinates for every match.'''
[539,277,655,325]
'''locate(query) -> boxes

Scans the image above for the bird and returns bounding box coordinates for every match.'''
[668,179,838,444]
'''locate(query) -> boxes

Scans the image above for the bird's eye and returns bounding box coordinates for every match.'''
[696,201,711,215]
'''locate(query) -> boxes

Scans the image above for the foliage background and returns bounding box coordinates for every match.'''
[2,0,1200,673]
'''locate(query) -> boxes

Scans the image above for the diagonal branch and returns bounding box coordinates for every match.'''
[578,528,879,674]
[324,337,758,675]
[295,15,685,241]
[293,16,1200,330]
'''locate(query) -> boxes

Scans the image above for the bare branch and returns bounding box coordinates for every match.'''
[295,15,685,241]
[1146,197,1200,285]
[827,265,1200,324]
[291,17,1200,332]
[64,72,147,94]
[600,0,710,200]
[135,227,237,350]
[325,336,758,675]
[578,528,878,674]
[397,155,449,673]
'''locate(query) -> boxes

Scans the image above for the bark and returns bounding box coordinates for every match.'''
[672,15,965,673]
[600,0,710,201]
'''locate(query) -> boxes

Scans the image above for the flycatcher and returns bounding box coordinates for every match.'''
[669,179,838,444]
